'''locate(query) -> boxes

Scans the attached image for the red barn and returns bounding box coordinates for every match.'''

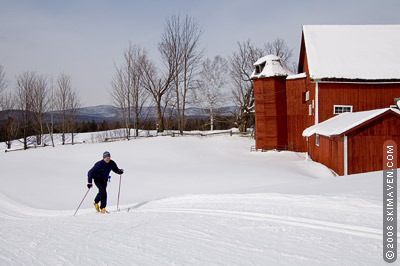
[252,25,400,175]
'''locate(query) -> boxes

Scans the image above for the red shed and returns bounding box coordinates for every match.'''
[303,108,400,175]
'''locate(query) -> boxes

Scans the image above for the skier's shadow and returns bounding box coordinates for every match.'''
[128,201,148,210]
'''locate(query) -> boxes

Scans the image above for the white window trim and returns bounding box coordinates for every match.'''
[315,134,320,146]
[333,105,353,114]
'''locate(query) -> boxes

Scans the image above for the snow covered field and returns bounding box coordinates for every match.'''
[0,132,395,265]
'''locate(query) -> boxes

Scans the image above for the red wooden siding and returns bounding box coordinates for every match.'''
[286,78,307,151]
[254,76,288,150]
[318,83,400,123]
[286,47,315,152]
[307,135,344,175]
[331,137,344,175]
[347,112,400,175]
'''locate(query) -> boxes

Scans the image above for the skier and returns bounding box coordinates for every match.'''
[87,151,124,213]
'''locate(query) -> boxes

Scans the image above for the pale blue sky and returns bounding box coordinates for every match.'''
[1,0,399,106]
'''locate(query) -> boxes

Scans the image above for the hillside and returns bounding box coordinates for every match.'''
[0,133,391,265]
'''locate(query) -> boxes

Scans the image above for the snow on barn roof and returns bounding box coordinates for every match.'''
[303,25,400,81]
[251,55,292,79]
[287,73,307,80]
[302,108,400,137]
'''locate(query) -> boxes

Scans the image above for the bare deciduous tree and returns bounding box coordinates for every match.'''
[229,38,294,133]
[0,67,15,148]
[264,38,294,66]
[56,73,70,145]
[130,46,149,137]
[68,88,81,145]
[195,56,227,131]
[30,74,48,145]
[111,66,130,138]
[111,43,149,139]
[140,39,178,133]
[161,84,175,130]
[16,71,36,150]
[9,70,49,149]
[0,65,8,103]
[45,77,56,147]
[229,40,263,133]
[2,92,19,149]
[56,73,80,145]
[0,69,19,148]
[164,14,203,134]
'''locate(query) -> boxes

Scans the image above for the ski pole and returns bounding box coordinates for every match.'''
[73,189,90,216]
[117,174,122,211]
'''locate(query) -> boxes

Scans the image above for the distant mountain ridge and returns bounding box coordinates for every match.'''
[0,105,236,123]
[73,105,236,122]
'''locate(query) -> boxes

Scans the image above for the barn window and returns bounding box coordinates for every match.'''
[333,105,353,114]
[309,104,312,116]
[302,91,310,103]
[315,134,320,146]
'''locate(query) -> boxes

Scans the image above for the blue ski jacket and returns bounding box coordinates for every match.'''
[88,159,120,183]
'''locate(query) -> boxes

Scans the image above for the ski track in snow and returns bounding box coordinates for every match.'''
[137,208,381,240]
[0,193,386,266]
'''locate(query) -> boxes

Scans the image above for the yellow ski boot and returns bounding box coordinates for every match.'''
[101,208,108,214]
[94,203,100,212]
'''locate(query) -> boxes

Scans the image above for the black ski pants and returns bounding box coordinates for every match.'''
[94,178,108,209]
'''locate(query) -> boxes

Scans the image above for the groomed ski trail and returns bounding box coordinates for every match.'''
[136,207,381,240]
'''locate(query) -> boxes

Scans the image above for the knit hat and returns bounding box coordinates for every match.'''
[103,151,111,158]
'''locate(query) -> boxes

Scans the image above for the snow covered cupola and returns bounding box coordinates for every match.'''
[251,55,292,79]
